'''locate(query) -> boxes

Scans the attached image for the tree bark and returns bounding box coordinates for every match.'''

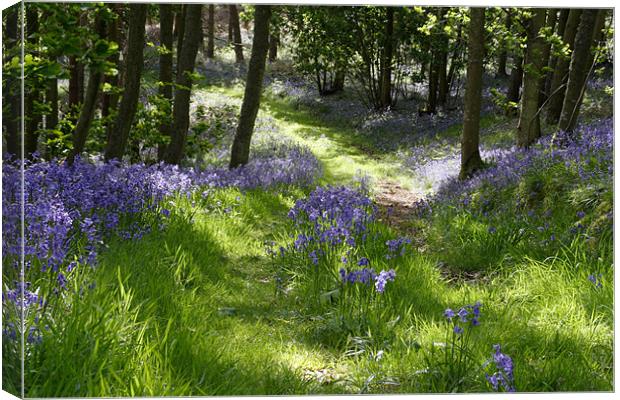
[157,4,175,160]
[176,5,186,67]
[506,54,523,105]
[68,69,104,164]
[101,5,121,119]
[379,7,394,109]
[538,9,558,107]
[497,10,511,77]
[68,13,108,164]
[516,8,547,147]
[3,4,20,157]
[25,5,41,157]
[544,9,570,99]
[459,7,485,180]
[104,4,148,161]
[558,9,600,132]
[229,5,272,168]
[230,5,244,63]
[545,9,582,124]
[206,4,215,59]
[268,32,279,62]
[162,5,203,164]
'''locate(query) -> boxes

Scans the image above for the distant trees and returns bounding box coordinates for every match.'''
[3,4,611,168]
[230,5,272,168]
[459,7,485,179]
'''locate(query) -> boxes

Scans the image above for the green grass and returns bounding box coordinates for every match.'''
[15,81,613,395]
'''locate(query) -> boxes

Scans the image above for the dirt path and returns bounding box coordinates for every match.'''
[374,180,421,233]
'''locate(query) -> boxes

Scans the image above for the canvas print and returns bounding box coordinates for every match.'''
[1,1,614,396]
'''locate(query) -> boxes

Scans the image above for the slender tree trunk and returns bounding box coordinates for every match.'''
[229,5,272,168]
[104,4,148,161]
[379,7,394,109]
[506,54,523,105]
[538,9,558,107]
[268,32,279,62]
[68,70,104,164]
[3,4,20,157]
[559,9,600,132]
[517,9,547,147]
[544,9,570,99]
[46,74,58,131]
[228,8,234,43]
[101,5,121,119]
[68,14,108,164]
[546,9,582,124]
[68,57,83,107]
[460,7,485,180]
[437,41,449,105]
[157,4,174,160]
[427,56,439,113]
[497,10,511,77]
[163,5,203,164]
[446,23,463,93]
[24,5,41,157]
[206,4,215,59]
[333,70,345,92]
[230,5,244,63]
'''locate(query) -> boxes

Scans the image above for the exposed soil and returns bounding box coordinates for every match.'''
[374,180,420,234]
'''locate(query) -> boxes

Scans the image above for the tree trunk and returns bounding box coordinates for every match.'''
[228,8,234,43]
[545,9,582,124]
[229,5,272,168]
[46,75,58,131]
[68,69,104,164]
[101,5,121,119]
[427,55,439,114]
[104,4,148,161]
[3,4,20,157]
[506,54,523,104]
[558,9,600,132]
[176,5,186,66]
[538,9,558,107]
[516,9,547,147]
[268,32,279,62]
[459,7,485,180]
[437,41,449,105]
[333,70,345,92]
[230,5,244,63]
[162,5,203,165]
[157,4,175,160]
[446,23,463,93]
[379,7,394,109]
[497,10,511,77]
[206,4,215,59]
[68,14,108,164]
[68,57,84,107]
[544,9,570,99]
[25,5,41,157]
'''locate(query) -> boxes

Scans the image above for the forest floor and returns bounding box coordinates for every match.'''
[18,61,613,396]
